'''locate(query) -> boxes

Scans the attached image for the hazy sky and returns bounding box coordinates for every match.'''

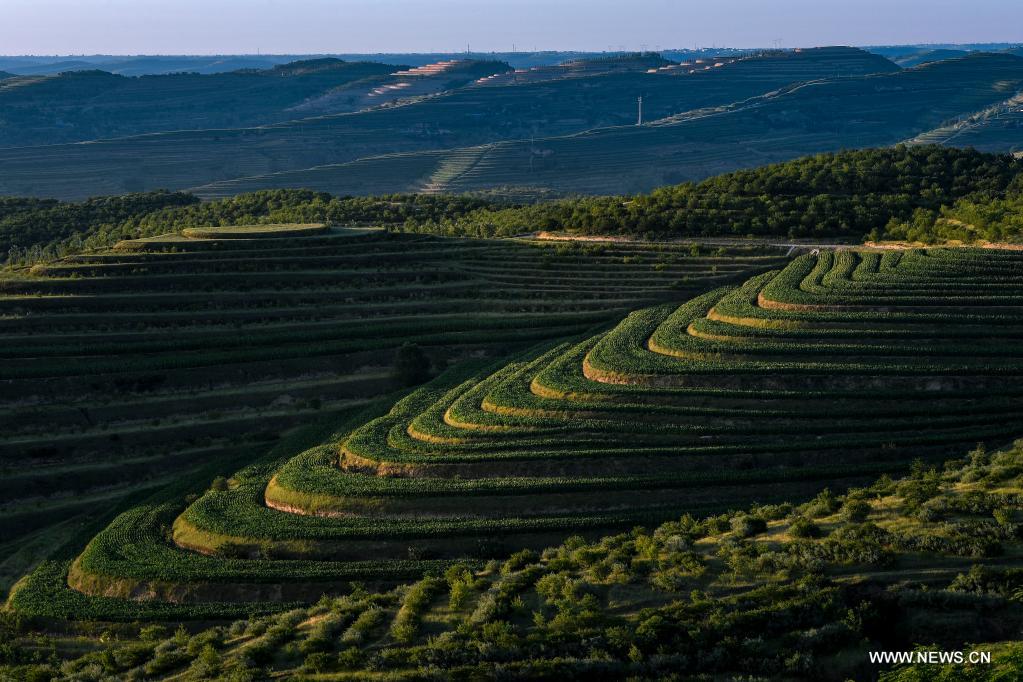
[2,0,1021,55]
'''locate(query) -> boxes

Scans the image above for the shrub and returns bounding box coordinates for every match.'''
[390,577,443,644]
[340,607,386,645]
[789,517,823,539]
[337,647,364,669]
[303,652,333,674]
[501,549,539,575]
[215,542,252,559]
[804,489,841,518]
[731,515,768,538]
[842,500,872,523]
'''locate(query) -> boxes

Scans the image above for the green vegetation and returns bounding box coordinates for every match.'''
[178,223,329,239]
[877,176,1023,243]
[401,145,1023,239]
[393,343,432,387]
[4,41,1023,682]
[1,190,492,265]
[7,439,1023,680]
[5,204,1023,680]
[1,191,198,262]
[9,245,1022,626]
[0,223,778,597]
[6,146,1020,267]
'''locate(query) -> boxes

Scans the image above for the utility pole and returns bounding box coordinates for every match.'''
[637,96,643,126]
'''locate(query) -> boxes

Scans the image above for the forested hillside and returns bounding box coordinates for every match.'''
[406,146,1023,239]
[4,146,1020,266]
[1,192,199,261]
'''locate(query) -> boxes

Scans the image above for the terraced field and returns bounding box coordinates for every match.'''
[910,91,1023,154]
[0,47,898,199]
[31,440,1023,680]
[198,52,1023,198]
[0,59,404,148]
[0,225,781,594]
[14,246,1023,622]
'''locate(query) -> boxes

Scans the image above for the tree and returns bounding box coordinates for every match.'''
[393,343,431,387]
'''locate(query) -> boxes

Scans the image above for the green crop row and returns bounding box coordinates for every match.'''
[0,310,616,359]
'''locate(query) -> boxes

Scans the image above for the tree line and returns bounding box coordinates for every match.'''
[4,145,1021,266]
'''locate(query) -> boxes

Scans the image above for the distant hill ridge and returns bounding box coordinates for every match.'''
[0,46,907,199]
[893,48,970,67]
[0,58,403,147]
[190,52,1023,200]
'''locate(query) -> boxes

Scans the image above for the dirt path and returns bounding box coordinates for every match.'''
[863,240,1023,251]
[532,232,1023,252]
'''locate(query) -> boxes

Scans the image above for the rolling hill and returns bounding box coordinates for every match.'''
[0,49,768,77]
[0,59,422,147]
[193,53,1023,198]
[0,48,900,199]
[891,48,970,67]
[0,55,316,77]
[909,88,1023,155]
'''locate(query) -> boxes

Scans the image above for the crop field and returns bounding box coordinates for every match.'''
[0,225,783,594]
[11,245,1023,632]
[20,439,1023,679]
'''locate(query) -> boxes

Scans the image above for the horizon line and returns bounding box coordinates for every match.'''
[2,42,1023,59]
